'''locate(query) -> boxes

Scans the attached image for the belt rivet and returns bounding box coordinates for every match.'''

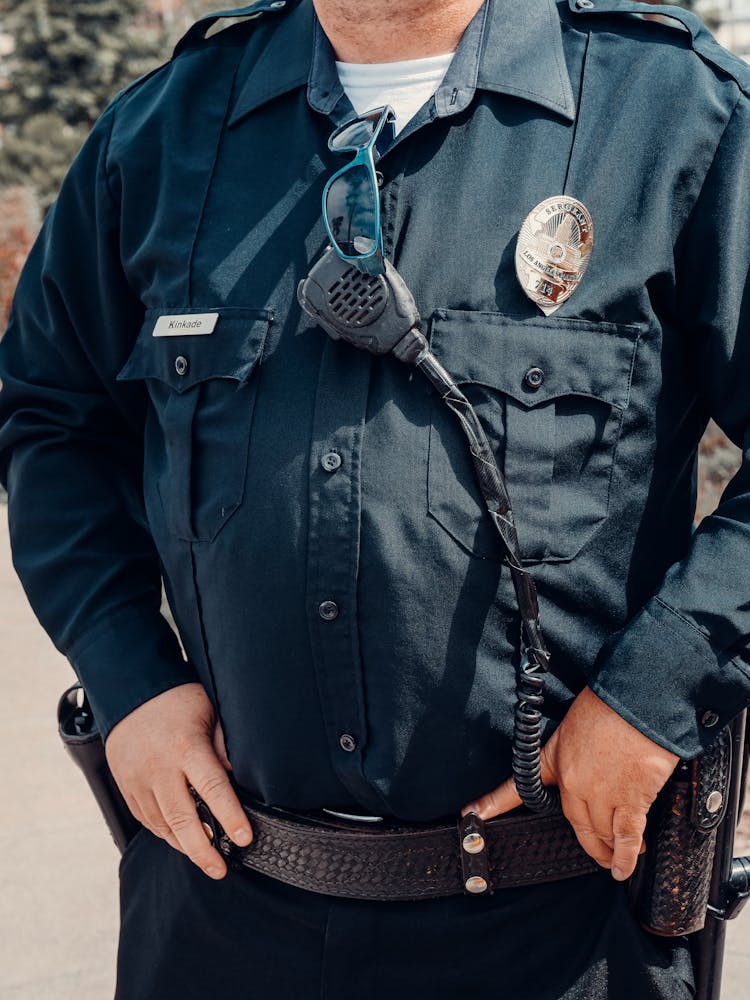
[462,832,486,855]
[465,875,489,894]
[706,791,723,814]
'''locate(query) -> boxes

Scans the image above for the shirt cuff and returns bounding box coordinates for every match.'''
[67,602,199,742]
[590,597,750,759]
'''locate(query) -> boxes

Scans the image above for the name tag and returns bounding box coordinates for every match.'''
[152,313,219,337]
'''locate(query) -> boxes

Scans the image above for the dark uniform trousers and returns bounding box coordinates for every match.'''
[116,829,694,1000]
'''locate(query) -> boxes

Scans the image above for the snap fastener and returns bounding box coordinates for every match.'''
[462,832,486,855]
[576,0,594,8]
[706,791,723,814]
[523,366,545,391]
[175,355,189,376]
[465,875,489,894]
[321,452,342,473]
[318,600,339,621]
[339,734,357,752]
[269,1,286,8]
[700,709,720,728]
[375,171,385,188]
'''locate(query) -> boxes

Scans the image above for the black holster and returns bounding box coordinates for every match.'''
[57,684,140,854]
[629,729,733,936]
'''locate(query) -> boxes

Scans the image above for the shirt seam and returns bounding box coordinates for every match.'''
[101,102,121,212]
[652,595,750,681]
[676,89,744,266]
[186,58,242,307]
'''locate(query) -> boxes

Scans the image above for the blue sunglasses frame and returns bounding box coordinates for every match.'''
[322,105,396,276]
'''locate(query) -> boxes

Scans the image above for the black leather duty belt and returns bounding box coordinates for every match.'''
[193,795,599,901]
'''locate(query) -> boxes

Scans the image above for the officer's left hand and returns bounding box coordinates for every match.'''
[462,686,679,881]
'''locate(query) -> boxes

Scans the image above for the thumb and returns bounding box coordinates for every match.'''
[461,776,522,820]
[212,720,232,772]
[461,737,559,820]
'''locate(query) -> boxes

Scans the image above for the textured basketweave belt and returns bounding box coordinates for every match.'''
[193,794,599,901]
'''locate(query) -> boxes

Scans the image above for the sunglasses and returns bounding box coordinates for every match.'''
[322,105,396,276]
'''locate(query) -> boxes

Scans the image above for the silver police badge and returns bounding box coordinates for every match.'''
[515,197,594,316]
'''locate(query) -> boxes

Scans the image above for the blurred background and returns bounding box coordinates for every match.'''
[0,1,747,997]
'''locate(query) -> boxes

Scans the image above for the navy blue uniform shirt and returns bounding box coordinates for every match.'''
[2,0,750,820]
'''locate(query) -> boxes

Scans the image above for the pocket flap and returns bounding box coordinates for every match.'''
[428,310,642,410]
[117,307,273,392]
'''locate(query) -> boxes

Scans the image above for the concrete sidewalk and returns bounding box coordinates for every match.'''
[0,502,747,998]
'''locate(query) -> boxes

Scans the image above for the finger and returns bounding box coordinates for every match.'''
[462,776,523,819]
[133,789,184,855]
[562,793,614,869]
[185,747,253,847]
[587,799,616,849]
[155,778,230,879]
[611,807,648,881]
[213,721,232,772]
[118,785,145,826]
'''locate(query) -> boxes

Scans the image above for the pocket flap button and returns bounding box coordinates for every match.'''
[523,366,544,391]
[175,355,189,376]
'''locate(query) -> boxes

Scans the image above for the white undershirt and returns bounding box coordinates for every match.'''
[335,52,455,135]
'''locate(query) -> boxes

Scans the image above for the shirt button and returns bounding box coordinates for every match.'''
[321,451,342,473]
[339,734,357,752]
[700,709,720,728]
[523,366,545,391]
[175,355,189,376]
[318,600,339,621]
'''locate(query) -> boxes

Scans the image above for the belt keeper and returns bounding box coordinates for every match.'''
[459,812,492,895]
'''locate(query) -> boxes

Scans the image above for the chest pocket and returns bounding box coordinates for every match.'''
[427,310,642,563]
[117,307,272,543]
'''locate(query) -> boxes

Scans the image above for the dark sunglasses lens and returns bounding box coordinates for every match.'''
[329,109,385,152]
[325,165,379,258]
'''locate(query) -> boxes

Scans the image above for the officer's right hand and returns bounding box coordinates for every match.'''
[105,682,253,879]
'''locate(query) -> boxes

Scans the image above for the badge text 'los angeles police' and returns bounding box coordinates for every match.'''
[515,198,594,316]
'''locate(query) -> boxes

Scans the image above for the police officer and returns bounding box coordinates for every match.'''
[1,0,749,997]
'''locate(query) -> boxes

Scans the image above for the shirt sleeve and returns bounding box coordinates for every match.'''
[590,92,750,759]
[0,102,199,742]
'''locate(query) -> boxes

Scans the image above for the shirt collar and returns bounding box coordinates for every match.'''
[228,0,575,128]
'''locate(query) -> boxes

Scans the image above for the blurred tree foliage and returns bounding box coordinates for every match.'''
[0,0,165,211]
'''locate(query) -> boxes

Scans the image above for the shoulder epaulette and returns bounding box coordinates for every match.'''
[173,0,297,58]
[567,0,750,97]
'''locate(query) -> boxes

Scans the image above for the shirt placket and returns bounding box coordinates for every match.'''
[306,338,387,814]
